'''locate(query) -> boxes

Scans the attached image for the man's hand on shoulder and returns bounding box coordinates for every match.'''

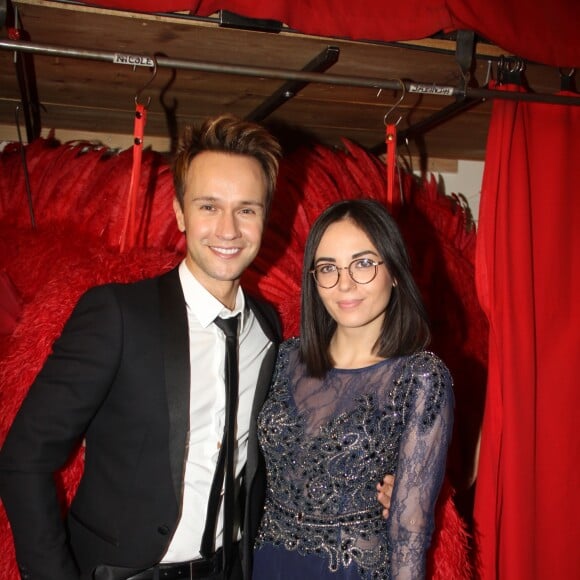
[376,474,394,519]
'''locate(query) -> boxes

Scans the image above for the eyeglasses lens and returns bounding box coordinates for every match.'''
[313,259,379,288]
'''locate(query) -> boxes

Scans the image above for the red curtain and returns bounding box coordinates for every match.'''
[473,84,580,579]
[84,0,580,66]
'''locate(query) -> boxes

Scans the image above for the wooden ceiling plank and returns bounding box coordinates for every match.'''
[2,0,562,161]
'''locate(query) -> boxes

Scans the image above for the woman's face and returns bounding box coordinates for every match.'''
[313,218,395,334]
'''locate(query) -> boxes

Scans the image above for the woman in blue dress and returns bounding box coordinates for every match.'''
[253,199,454,579]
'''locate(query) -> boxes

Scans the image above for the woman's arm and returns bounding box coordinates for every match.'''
[387,353,454,579]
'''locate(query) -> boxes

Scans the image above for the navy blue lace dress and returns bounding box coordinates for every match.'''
[253,338,453,580]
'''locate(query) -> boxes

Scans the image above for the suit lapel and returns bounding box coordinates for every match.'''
[245,295,281,480]
[246,294,281,422]
[240,295,281,574]
[158,268,190,500]
[245,293,281,345]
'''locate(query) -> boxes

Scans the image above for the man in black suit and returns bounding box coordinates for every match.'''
[0,114,283,580]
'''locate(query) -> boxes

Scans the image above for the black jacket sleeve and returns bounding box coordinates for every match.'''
[0,285,123,580]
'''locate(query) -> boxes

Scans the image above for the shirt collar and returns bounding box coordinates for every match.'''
[178,261,246,329]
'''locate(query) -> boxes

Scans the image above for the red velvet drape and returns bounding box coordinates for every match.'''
[473,84,580,579]
[85,0,580,66]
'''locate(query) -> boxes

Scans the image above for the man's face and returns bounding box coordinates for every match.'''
[173,151,268,305]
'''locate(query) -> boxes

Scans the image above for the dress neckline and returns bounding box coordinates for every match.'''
[329,356,396,374]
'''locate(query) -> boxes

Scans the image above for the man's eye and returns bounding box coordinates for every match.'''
[199,204,215,211]
[240,208,256,215]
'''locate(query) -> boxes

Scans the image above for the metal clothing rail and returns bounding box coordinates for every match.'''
[2,39,580,107]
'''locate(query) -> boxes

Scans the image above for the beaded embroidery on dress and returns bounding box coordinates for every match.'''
[254,338,453,579]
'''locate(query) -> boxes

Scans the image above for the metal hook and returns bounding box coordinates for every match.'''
[510,58,525,74]
[383,80,406,127]
[484,60,493,87]
[497,56,525,86]
[134,56,158,108]
[560,67,576,78]
[559,68,576,92]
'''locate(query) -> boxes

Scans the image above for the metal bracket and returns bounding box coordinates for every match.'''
[0,0,8,29]
[560,68,577,93]
[455,29,476,88]
[398,30,483,141]
[370,30,484,156]
[246,46,340,122]
[9,2,42,142]
[219,10,282,33]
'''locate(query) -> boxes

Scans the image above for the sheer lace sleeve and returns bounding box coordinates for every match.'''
[387,352,454,579]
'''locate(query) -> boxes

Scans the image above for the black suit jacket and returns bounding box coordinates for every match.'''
[0,268,281,580]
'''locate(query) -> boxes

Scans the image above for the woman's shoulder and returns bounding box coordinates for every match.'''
[274,337,302,375]
[281,336,300,350]
[404,350,452,380]
[278,337,301,361]
[399,351,454,422]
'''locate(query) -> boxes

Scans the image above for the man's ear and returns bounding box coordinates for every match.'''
[173,197,186,233]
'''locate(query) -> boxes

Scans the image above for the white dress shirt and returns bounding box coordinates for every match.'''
[161,261,272,562]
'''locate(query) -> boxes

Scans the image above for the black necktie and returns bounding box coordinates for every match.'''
[200,315,240,574]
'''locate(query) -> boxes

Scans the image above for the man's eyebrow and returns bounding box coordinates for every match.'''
[190,196,264,208]
[190,195,217,203]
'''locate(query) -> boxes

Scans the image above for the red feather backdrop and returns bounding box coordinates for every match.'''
[0,136,484,578]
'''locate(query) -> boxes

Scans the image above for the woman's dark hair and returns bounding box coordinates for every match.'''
[300,198,430,377]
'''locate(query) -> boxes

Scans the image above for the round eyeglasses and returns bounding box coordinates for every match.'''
[310,258,385,289]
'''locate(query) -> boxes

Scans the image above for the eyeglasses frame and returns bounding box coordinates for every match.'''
[309,258,385,289]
